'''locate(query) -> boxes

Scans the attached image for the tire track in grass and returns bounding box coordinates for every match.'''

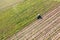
[0,0,24,10]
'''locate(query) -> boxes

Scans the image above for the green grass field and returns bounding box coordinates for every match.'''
[0,0,60,40]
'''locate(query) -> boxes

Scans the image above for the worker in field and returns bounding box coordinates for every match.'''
[37,14,42,19]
